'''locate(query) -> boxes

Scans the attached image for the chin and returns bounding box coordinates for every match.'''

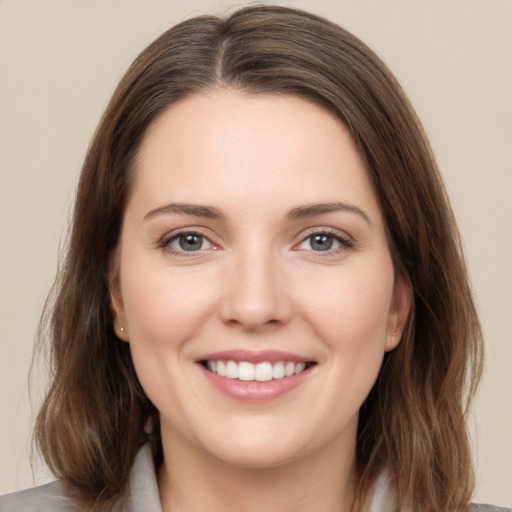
[194,421,314,470]
[209,441,301,470]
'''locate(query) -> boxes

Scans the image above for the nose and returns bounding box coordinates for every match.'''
[219,247,292,331]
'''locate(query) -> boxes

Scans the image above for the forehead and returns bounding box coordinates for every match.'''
[130,90,383,224]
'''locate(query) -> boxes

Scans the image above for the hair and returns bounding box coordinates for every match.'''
[34,5,483,511]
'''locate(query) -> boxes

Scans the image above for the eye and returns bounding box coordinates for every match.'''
[296,231,353,252]
[164,232,215,253]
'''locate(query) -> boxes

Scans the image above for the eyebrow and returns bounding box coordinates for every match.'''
[286,202,371,225]
[144,203,224,221]
[143,201,370,225]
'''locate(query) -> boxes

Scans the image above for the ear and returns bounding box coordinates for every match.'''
[108,250,129,342]
[385,272,412,352]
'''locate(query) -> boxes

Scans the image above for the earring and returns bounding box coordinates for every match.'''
[391,329,397,336]
[120,327,124,332]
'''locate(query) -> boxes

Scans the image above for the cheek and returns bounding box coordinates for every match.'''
[117,256,218,427]
[293,259,394,405]
[120,257,217,347]
[296,261,395,346]
[298,264,394,415]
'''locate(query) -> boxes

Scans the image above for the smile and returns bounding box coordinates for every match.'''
[204,360,313,381]
[197,350,317,401]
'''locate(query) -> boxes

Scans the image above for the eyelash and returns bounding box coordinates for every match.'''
[159,228,354,256]
[294,228,354,255]
[159,229,215,257]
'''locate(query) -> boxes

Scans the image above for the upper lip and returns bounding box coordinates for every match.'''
[196,349,315,364]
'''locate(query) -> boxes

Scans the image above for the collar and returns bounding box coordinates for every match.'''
[366,471,398,511]
[124,444,397,512]
[124,443,162,512]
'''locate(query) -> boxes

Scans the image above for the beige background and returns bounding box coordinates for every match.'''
[1,0,511,505]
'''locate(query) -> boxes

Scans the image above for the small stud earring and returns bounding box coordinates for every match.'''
[391,329,397,335]
[120,327,124,332]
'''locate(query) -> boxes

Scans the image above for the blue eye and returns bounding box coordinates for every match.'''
[309,234,336,251]
[297,232,352,252]
[166,232,213,252]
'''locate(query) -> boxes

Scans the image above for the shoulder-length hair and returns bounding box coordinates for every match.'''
[35,5,483,511]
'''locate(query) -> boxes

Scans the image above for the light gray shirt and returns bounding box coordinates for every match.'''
[0,444,509,511]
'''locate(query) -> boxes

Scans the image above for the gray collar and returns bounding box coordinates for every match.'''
[124,443,397,512]
[124,443,162,512]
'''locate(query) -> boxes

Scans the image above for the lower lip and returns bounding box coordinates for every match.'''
[198,364,313,402]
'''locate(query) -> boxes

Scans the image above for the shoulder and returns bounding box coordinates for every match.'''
[0,444,159,512]
[0,480,80,512]
[367,472,512,512]
[470,505,512,512]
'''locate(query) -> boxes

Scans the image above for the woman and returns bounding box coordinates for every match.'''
[0,5,507,512]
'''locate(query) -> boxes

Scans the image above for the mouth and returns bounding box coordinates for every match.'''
[196,350,318,401]
[199,359,317,382]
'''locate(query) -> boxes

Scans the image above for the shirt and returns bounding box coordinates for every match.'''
[0,444,509,511]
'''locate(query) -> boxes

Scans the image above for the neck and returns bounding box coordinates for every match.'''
[158,426,357,512]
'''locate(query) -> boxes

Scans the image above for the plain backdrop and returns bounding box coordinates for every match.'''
[1,0,511,506]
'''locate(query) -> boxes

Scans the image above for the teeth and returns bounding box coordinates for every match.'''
[272,361,285,379]
[226,360,238,379]
[294,362,306,374]
[205,360,310,381]
[255,362,273,381]
[217,360,226,377]
[238,362,255,381]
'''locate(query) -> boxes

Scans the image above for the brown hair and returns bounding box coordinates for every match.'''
[35,5,483,511]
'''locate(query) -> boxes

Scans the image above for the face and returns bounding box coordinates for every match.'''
[110,90,410,470]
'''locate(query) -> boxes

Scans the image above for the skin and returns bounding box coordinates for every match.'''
[110,90,411,512]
